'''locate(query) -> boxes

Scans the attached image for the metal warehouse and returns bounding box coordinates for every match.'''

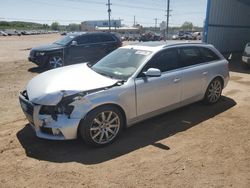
[204,0,250,53]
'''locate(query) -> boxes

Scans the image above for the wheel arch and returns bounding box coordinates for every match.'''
[77,103,127,138]
[207,75,225,89]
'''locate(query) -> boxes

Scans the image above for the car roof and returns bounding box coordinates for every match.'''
[122,41,209,52]
[67,32,113,37]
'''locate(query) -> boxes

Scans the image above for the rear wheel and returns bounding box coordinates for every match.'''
[204,78,223,104]
[241,61,250,69]
[79,106,124,147]
[48,55,63,69]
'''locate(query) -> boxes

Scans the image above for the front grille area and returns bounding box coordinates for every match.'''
[40,127,53,135]
[20,97,33,116]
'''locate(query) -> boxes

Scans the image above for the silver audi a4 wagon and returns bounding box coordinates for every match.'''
[19,42,229,146]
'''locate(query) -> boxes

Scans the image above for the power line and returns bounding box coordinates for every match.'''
[65,0,165,11]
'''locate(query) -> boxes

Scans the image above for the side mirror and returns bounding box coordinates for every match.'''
[71,40,78,46]
[144,68,161,77]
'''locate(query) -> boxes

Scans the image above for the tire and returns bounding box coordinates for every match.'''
[241,61,249,69]
[47,55,63,69]
[79,106,124,147]
[204,78,223,104]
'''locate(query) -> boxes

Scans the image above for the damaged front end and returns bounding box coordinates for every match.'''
[19,90,87,140]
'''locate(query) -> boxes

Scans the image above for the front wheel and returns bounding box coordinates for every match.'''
[204,78,223,104]
[79,106,124,147]
[48,55,63,69]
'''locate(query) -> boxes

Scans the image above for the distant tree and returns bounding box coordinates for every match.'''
[51,22,60,30]
[181,21,193,30]
[42,24,50,29]
[67,23,80,31]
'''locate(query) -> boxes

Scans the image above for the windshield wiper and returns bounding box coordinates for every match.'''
[98,71,114,79]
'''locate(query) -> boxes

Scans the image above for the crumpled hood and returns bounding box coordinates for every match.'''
[26,63,118,105]
[32,43,63,51]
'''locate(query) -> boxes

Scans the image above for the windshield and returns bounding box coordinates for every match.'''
[54,35,76,45]
[91,48,152,80]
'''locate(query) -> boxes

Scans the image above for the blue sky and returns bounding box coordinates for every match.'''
[0,0,207,27]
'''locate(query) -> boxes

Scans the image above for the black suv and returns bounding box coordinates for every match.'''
[28,32,122,69]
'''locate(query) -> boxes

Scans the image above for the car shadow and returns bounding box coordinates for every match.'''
[28,66,47,73]
[228,53,250,74]
[16,96,236,164]
[229,60,250,74]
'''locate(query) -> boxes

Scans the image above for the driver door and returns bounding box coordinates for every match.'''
[67,35,90,64]
[135,48,182,116]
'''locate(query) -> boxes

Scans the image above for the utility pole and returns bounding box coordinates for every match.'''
[154,18,158,32]
[106,0,112,32]
[165,0,170,40]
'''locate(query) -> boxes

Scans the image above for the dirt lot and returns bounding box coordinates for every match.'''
[0,34,249,188]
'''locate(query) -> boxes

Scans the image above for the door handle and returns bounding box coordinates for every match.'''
[202,71,208,75]
[173,78,181,83]
[84,45,90,48]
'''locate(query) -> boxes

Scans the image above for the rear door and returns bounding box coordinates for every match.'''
[100,33,119,54]
[83,33,118,64]
[179,47,208,104]
[135,48,182,116]
[67,35,90,64]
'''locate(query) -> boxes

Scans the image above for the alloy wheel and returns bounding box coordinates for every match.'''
[49,56,63,68]
[207,79,222,103]
[90,111,120,144]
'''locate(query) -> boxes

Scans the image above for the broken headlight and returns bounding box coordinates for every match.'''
[39,92,86,119]
[40,105,74,116]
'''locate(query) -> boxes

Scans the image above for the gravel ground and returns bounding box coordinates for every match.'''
[0,34,249,188]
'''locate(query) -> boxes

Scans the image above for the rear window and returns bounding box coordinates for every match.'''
[143,49,179,72]
[179,47,203,67]
[76,35,89,45]
[101,34,116,42]
[199,47,220,62]
[88,34,115,43]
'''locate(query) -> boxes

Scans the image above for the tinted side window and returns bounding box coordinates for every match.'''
[199,47,220,62]
[101,34,115,42]
[180,47,203,67]
[76,35,89,45]
[87,34,115,43]
[143,49,179,72]
[87,34,102,43]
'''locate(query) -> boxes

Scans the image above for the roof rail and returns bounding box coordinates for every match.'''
[163,41,207,48]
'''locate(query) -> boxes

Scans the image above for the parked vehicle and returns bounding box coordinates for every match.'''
[5,30,21,36]
[28,32,122,69]
[60,31,67,36]
[139,33,162,42]
[19,41,229,147]
[172,34,179,40]
[0,31,8,36]
[242,42,250,68]
[179,31,194,40]
[192,32,202,40]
